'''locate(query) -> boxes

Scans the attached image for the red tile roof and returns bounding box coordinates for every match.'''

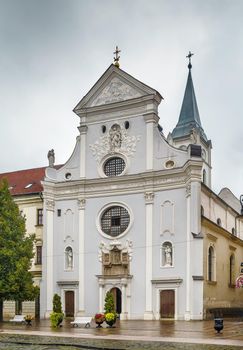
[0,165,62,196]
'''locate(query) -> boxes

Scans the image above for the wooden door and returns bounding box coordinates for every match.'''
[65,291,74,317]
[160,290,175,318]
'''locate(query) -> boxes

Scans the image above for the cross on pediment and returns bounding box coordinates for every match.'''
[113,46,121,67]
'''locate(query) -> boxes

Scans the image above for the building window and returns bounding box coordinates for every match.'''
[103,157,125,176]
[65,246,73,270]
[36,246,42,265]
[161,242,173,267]
[208,246,215,281]
[232,228,236,235]
[100,206,130,237]
[229,254,235,287]
[37,209,43,225]
[57,209,61,217]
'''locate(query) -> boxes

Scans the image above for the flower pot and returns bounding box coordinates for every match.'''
[214,318,223,333]
[106,320,116,328]
[95,320,104,328]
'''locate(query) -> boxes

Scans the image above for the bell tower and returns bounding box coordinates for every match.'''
[168,52,212,188]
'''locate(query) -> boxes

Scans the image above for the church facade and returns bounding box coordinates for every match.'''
[40,57,243,320]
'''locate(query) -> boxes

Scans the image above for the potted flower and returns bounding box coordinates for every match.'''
[94,313,105,328]
[24,314,33,326]
[105,312,116,327]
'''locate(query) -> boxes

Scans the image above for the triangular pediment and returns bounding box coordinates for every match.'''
[90,76,142,107]
[73,64,162,113]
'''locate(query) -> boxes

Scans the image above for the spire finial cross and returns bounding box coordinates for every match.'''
[186,51,194,69]
[113,46,121,68]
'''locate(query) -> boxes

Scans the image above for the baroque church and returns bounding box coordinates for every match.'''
[2,50,242,321]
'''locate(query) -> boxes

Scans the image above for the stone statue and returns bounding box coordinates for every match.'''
[164,245,172,266]
[109,124,122,150]
[47,149,55,167]
[66,247,73,269]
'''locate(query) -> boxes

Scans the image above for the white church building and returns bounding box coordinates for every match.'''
[40,53,243,321]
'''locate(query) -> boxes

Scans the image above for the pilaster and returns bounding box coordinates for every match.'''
[144,191,154,320]
[45,199,55,318]
[144,113,159,171]
[77,198,86,315]
[78,125,88,178]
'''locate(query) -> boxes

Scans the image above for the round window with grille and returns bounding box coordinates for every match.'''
[100,206,130,237]
[103,157,125,176]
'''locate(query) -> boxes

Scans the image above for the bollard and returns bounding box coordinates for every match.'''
[214,318,223,333]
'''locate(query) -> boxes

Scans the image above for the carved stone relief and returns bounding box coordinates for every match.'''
[90,77,141,107]
[90,124,140,162]
[77,198,86,210]
[46,199,55,211]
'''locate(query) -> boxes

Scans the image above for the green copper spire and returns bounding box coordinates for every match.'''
[171,52,207,142]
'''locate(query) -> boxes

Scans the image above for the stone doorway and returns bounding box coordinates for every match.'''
[65,291,74,317]
[110,287,122,314]
[160,290,175,318]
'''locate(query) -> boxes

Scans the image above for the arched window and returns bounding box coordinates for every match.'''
[229,254,235,287]
[65,246,73,270]
[161,242,173,267]
[208,246,215,281]
[217,218,222,226]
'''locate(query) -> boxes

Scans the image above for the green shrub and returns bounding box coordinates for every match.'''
[50,312,64,328]
[104,291,115,314]
[53,293,62,313]
[50,293,63,327]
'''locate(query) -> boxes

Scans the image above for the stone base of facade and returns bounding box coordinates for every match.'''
[143,311,154,320]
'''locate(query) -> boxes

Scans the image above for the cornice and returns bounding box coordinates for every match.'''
[76,94,159,118]
[42,160,205,201]
[42,168,188,200]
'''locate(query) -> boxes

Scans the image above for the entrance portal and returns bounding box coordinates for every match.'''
[110,287,122,314]
[65,291,74,317]
[160,290,175,318]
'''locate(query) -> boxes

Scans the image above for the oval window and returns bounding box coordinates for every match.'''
[101,206,130,237]
[103,157,125,176]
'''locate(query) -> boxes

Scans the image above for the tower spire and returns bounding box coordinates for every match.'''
[171,51,207,143]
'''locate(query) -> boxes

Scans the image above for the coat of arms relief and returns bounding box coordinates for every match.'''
[89,123,140,162]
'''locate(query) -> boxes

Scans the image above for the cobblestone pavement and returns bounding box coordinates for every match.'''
[1,318,243,349]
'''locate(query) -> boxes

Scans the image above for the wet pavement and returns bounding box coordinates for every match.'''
[1,318,243,349]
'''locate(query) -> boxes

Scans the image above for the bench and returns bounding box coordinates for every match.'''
[70,316,92,328]
[9,315,26,324]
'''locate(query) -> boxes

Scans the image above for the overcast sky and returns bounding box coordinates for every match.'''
[0,0,242,198]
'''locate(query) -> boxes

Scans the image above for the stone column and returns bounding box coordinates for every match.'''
[77,198,85,315]
[45,199,55,318]
[144,192,154,320]
[98,279,105,313]
[120,278,127,320]
[78,125,88,178]
[144,113,159,171]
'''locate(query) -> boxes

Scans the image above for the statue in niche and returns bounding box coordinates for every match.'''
[65,247,73,269]
[164,245,172,266]
[47,149,55,167]
[109,124,122,151]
